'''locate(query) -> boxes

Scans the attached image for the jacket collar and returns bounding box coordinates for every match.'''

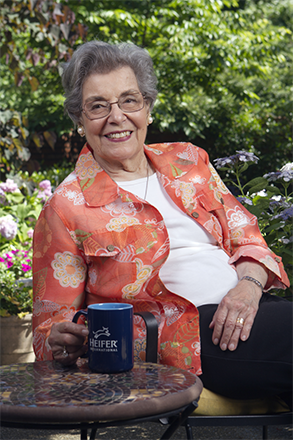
[75,142,208,207]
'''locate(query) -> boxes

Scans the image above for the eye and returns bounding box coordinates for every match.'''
[88,101,108,111]
[121,95,139,104]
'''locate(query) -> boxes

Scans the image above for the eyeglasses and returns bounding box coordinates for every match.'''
[82,92,146,120]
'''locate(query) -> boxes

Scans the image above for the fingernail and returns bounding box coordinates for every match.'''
[229,343,235,351]
[213,338,219,345]
[221,343,227,351]
[82,329,89,335]
[241,334,247,341]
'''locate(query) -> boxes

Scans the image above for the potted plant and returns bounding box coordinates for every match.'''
[0,245,35,364]
[0,176,51,365]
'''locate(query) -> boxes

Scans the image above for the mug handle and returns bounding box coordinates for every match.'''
[72,309,88,323]
[72,310,88,357]
[134,312,158,363]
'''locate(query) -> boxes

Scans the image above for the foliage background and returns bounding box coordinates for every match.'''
[0,0,292,305]
[1,0,292,177]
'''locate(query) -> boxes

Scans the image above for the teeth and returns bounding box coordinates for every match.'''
[107,131,131,139]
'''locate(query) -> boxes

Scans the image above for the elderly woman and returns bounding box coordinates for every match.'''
[33,41,291,406]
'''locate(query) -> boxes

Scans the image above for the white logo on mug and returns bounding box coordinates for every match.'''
[93,327,110,338]
[90,326,118,352]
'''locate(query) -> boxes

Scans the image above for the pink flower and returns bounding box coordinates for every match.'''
[39,180,51,191]
[21,263,32,272]
[0,188,6,204]
[27,229,34,239]
[37,180,52,202]
[0,179,19,193]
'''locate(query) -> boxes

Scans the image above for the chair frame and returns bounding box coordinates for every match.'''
[184,412,293,440]
[142,311,293,440]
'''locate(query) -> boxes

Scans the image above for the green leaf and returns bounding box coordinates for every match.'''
[247,178,268,194]
[28,76,39,92]
[264,222,284,233]
[246,177,268,188]
[32,133,43,148]
[43,131,57,150]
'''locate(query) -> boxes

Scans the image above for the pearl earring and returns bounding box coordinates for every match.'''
[77,125,85,137]
[148,115,153,125]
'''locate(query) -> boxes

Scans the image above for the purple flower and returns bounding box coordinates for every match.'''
[237,196,253,205]
[0,215,18,240]
[0,178,19,193]
[269,197,289,211]
[213,156,234,168]
[236,150,259,163]
[264,166,293,183]
[277,206,293,221]
[214,150,259,169]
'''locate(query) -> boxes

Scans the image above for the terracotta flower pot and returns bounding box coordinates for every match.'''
[0,313,35,365]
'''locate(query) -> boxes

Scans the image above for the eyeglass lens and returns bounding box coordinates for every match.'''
[84,93,144,119]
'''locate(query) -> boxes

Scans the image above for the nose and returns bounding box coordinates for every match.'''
[107,102,126,123]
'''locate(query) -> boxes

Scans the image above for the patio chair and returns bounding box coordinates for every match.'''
[183,388,292,440]
[140,312,292,440]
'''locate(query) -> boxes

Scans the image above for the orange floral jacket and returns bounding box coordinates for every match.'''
[33,142,289,375]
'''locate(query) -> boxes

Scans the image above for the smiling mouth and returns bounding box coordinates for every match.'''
[106,131,132,139]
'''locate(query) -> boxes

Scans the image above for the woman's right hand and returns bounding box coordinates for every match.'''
[48,321,89,365]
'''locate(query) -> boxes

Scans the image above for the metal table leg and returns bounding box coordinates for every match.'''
[90,428,97,439]
[160,401,198,440]
[80,427,88,439]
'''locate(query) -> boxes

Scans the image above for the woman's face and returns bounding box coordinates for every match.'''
[80,66,150,168]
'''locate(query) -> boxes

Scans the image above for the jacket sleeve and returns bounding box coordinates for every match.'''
[207,161,290,291]
[33,203,87,361]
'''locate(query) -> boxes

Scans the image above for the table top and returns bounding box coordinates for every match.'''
[0,359,202,424]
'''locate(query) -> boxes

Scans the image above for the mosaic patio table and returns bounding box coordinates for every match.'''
[0,359,203,440]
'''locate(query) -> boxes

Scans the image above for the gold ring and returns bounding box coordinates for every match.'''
[236,317,245,326]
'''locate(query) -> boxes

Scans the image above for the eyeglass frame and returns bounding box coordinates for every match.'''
[81,91,147,121]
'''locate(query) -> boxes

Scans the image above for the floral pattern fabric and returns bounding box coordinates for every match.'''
[33,142,289,375]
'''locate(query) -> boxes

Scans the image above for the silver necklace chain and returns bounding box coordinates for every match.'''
[144,162,150,200]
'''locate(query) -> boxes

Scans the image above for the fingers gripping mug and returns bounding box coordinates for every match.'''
[73,303,133,373]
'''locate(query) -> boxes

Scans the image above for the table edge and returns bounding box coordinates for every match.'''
[0,378,203,424]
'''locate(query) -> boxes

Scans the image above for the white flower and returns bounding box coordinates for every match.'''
[0,215,18,240]
[281,162,293,172]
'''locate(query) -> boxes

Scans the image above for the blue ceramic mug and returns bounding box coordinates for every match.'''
[72,303,133,373]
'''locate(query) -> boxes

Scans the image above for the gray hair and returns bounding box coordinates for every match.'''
[61,40,158,124]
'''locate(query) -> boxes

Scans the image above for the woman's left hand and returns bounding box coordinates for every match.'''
[209,279,263,351]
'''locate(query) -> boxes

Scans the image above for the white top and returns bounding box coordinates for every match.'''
[118,173,238,307]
